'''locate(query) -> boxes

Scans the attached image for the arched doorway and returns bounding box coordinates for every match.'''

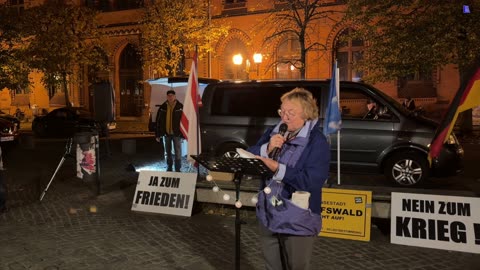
[223,38,248,80]
[119,44,143,117]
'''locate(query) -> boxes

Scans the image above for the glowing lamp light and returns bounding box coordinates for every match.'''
[253,53,263,64]
[233,54,243,65]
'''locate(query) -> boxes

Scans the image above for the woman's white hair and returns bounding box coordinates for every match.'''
[281,87,319,120]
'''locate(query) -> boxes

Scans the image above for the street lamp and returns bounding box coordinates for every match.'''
[253,53,263,77]
[232,54,243,79]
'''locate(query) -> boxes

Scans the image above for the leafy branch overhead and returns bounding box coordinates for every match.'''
[21,1,103,106]
[345,0,480,83]
[0,4,30,91]
[255,0,344,79]
[142,0,229,77]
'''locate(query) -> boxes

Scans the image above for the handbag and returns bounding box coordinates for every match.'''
[256,180,321,236]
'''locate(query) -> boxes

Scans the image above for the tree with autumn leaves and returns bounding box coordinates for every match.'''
[141,0,229,77]
[345,1,480,83]
[0,4,30,92]
[21,0,104,107]
[256,0,343,79]
[345,0,480,130]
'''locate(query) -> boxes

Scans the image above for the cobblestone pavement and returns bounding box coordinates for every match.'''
[1,124,480,269]
[1,179,480,270]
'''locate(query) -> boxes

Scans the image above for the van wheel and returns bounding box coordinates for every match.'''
[216,143,244,158]
[384,152,429,186]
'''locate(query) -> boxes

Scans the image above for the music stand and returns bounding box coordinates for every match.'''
[191,154,272,270]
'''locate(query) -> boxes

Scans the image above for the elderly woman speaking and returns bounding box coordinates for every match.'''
[248,87,330,270]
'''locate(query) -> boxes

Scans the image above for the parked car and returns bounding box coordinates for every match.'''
[0,109,21,130]
[0,117,19,143]
[199,80,464,187]
[32,107,99,138]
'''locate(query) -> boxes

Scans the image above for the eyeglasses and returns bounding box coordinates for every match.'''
[277,109,296,118]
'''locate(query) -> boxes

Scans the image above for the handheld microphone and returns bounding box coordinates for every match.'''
[269,123,288,161]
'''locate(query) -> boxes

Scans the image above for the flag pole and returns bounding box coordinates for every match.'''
[335,64,341,186]
[323,59,342,186]
[337,130,341,185]
[194,45,200,174]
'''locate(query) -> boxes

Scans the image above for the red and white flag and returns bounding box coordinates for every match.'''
[180,56,201,164]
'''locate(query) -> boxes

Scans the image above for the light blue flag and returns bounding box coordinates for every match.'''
[323,60,342,135]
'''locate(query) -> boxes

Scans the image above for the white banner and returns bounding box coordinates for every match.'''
[391,192,480,254]
[131,171,197,217]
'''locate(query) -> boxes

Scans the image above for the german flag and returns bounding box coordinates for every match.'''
[428,67,480,165]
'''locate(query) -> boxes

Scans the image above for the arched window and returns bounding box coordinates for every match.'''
[397,69,436,98]
[335,28,364,82]
[7,0,24,14]
[276,37,301,79]
[119,44,143,117]
[223,38,248,80]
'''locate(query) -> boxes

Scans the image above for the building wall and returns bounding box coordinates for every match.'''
[203,1,460,119]
[1,0,462,123]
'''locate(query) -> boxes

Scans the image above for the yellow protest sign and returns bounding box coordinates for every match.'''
[319,188,372,241]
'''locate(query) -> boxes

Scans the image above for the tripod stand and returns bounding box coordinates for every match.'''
[39,137,74,202]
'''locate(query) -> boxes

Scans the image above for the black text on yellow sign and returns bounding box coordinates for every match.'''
[319,188,372,242]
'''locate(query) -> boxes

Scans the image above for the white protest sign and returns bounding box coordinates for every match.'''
[131,171,197,217]
[391,192,480,254]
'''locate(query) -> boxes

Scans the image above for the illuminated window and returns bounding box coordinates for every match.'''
[223,38,248,80]
[335,28,364,82]
[276,38,301,79]
[85,0,143,12]
[8,0,24,15]
[223,0,247,15]
[225,0,246,5]
[85,0,111,11]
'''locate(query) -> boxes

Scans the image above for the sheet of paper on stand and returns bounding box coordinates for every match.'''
[236,148,256,158]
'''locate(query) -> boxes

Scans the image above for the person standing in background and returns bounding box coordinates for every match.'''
[155,90,184,172]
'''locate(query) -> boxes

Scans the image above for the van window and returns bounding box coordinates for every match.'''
[340,87,392,120]
[211,86,285,117]
[211,85,322,117]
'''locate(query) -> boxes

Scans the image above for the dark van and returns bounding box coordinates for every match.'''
[199,80,464,186]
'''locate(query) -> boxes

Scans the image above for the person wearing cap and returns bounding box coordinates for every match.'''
[155,90,184,172]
